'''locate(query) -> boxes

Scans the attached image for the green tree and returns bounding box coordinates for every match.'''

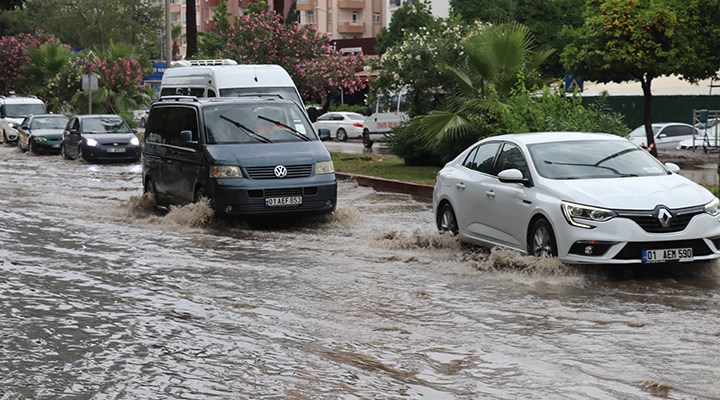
[24,42,73,99]
[562,0,720,156]
[450,0,517,23]
[400,23,554,162]
[0,0,24,11]
[375,0,438,55]
[18,0,161,62]
[246,1,268,13]
[197,0,232,58]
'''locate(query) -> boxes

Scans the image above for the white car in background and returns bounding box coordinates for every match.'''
[628,122,698,149]
[312,111,364,141]
[677,118,720,150]
[433,132,720,265]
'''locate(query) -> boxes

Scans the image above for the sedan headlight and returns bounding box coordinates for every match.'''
[561,201,616,229]
[316,160,334,175]
[130,136,140,146]
[8,122,14,128]
[85,138,99,147]
[211,165,242,178]
[705,197,720,216]
[34,136,48,142]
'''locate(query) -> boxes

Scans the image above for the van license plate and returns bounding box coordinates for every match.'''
[265,196,302,207]
[642,248,693,263]
[107,147,126,153]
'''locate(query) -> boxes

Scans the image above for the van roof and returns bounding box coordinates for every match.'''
[161,64,295,89]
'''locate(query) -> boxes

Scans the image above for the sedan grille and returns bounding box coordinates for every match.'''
[614,239,712,260]
[615,206,704,233]
[245,164,312,179]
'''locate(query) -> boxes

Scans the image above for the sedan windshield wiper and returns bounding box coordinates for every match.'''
[257,115,310,141]
[219,114,272,143]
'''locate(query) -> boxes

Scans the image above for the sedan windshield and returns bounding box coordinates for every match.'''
[31,116,68,130]
[629,126,661,138]
[83,117,131,134]
[528,140,668,179]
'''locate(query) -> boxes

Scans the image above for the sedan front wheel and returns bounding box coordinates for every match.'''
[528,218,557,258]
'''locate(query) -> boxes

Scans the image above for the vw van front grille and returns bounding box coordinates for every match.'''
[245,164,312,179]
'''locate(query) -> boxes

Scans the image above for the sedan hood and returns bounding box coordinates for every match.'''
[204,141,330,167]
[85,133,137,143]
[542,173,714,209]
[30,128,64,139]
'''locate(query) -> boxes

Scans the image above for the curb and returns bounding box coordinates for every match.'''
[336,172,434,202]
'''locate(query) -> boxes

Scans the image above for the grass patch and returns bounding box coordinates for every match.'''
[331,152,440,185]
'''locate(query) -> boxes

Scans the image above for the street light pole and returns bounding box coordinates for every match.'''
[165,0,172,65]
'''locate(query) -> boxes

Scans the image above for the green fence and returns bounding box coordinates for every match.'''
[585,95,720,129]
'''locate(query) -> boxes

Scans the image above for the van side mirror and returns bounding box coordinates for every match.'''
[179,130,195,144]
[317,128,331,141]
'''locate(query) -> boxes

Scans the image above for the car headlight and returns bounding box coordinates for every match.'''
[130,137,140,146]
[34,136,48,142]
[211,165,242,178]
[85,138,99,147]
[561,201,616,229]
[8,122,14,128]
[705,197,720,216]
[316,160,334,175]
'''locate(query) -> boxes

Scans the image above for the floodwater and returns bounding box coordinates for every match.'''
[1,146,719,400]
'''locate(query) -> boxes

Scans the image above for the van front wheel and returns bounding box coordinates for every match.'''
[362,130,373,149]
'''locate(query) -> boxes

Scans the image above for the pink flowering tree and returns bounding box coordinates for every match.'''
[219,11,365,107]
[0,30,58,95]
[71,43,152,118]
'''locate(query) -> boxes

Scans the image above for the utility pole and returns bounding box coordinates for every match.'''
[165,0,172,65]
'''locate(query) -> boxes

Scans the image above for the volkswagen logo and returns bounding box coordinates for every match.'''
[655,207,673,228]
[274,165,287,178]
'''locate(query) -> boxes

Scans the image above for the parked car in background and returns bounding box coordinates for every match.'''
[16,114,69,154]
[677,118,720,150]
[628,122,698,149]
[434,132,720,265]
[312,111,364,141]
[0,94,47,144]
[132,105,150,128]
[61,114,141,163]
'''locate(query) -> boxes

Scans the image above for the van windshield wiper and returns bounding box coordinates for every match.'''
[219,114,271,143]
[257,115,310,141]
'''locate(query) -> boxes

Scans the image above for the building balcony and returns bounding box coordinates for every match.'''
[338,0,365,9]
[296,0,315,11]
[337,21,366,33]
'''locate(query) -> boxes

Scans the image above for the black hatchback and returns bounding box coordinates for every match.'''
[61,114,141,163]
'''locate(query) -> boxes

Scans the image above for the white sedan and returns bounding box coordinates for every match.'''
[433,132,720,265]
[313,112,364,141]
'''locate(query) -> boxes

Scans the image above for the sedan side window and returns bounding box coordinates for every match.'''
[495,143,529,178]
[463,142,501,174]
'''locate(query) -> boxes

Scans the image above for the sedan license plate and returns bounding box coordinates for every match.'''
[642,248,693,263]
[107,147,126,153]
[265,196,302,207]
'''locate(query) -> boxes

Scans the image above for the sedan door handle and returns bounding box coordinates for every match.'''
[486,190,496,198]
[456,182,466,190]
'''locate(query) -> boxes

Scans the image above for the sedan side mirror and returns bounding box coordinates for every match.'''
[498,168,531,187]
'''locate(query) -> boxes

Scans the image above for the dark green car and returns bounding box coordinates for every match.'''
[17,114,69,155]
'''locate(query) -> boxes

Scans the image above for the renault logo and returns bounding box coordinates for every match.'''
[274,165,287,178]
[655,207,673,228]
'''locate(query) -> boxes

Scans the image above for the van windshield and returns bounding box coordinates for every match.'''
[4,103,46,118]
[204,102,317,144]
[219,87,303,107]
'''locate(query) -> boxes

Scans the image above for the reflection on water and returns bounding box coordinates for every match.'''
[1,147,719,399]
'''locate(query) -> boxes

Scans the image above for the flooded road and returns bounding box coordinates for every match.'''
[1,146,719,399]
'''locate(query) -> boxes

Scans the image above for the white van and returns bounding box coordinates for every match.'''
[160,59,304,107]
[362,88,409,149]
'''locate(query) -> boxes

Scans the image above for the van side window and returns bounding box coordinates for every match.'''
[207,89,216,97]
[145,107,170,143]
[398,93,409,113]
[166,107,199,146]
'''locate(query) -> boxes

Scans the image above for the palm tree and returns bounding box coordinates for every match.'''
[411,22,554,156]
[25,42,73,99]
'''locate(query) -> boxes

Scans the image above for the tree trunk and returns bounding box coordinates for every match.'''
[640,75,657,157]
[186,0,197,59]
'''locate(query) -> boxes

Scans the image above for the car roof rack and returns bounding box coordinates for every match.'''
[169,59,237,67]
[155,95,201,103]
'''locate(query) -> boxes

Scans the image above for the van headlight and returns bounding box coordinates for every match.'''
[211,165,242,178]
[34,136,48,142]
[316,160,334,175]
[561,201,616,229]
[705,197,720,216]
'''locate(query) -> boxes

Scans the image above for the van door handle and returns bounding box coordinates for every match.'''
[456,182,465,190]
[486,190,495,198]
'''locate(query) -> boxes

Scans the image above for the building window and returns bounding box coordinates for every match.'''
[352,10,358,23]
[171,11,180,22]
[373,12,380,24]
[307,10,315,24]
[328,10,332,23]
